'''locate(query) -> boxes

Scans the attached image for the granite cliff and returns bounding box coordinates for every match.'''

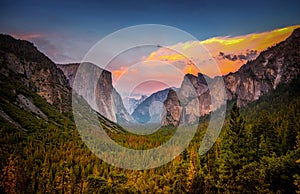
[57,63,133,123]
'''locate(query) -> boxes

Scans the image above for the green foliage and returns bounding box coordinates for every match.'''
[0,75,300,193]
[217,103,253,193]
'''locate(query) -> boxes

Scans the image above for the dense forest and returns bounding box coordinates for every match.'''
[1,54,300,194]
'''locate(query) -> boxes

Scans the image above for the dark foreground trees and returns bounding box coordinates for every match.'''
[1,98,300,193]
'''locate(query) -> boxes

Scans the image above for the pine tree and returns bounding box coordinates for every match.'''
[54,161,72,194]
[217,103,250,193]
[282,111,298,153]
[39,156,51,193]
[236,161,270,193]
[258,135,269,158]
[251,111,278,160]
[187,148,197,192]
[293,174,300,194]
[86,175,107,194]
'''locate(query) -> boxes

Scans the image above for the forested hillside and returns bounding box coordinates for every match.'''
[1,30,300,193]
[0,63,299,193]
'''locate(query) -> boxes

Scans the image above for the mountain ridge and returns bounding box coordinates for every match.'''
[2,28,299,128]
[0,34,132,127]
[162,27,300,126]
[0,34,71,113]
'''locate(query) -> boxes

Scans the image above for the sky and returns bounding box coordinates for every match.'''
[1,0,300,97]
[145,25,300,76]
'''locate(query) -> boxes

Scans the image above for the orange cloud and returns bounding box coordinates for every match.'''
[147,53,186,62]
[112,66,128,81]
[112,66,139,82]
[182,61,201,75]
[144,25,300,77]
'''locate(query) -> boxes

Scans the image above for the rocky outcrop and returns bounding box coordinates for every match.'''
[162,28,300,126]
[0,109,27,131]
[161,73,219,126]
[0,34,71,112]
[162,89,182,126]
[16,94,48,120]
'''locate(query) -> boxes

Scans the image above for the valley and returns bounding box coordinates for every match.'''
[0,27,300,193]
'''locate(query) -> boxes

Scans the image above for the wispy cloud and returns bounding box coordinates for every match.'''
[10,26,300,97]
[141,25,300,76]
[218,50,257,62]
[12,33,45,40]
[108,25,300,96]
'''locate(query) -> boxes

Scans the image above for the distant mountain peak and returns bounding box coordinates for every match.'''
[131,87,178,124]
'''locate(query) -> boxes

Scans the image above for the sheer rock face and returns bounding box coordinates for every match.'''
[162,28,300,126]
[0,34,71,112]
[58,62,132,123]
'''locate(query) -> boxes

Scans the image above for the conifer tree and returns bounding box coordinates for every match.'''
[187,148,197,192]
[218,103,249,193]
[251,111,278,160]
